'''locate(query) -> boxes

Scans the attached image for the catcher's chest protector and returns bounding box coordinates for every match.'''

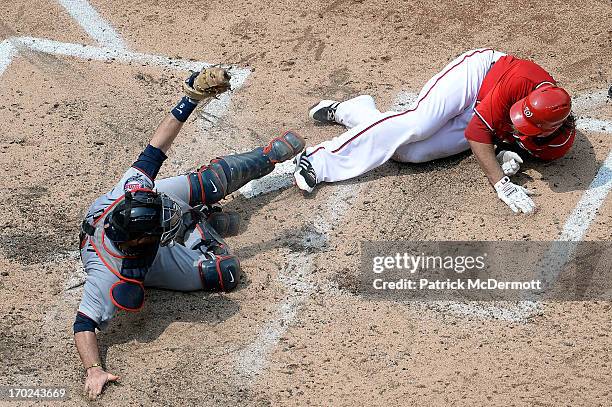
[85,197,150,312]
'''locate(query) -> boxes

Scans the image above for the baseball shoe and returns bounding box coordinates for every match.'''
[294,153,317,193]
[263,131,305,164]
[309,100,340,124]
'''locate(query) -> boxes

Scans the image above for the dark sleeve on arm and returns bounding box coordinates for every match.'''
[73,311,98,333]
[495,141,526,157]
[132,144,168,180]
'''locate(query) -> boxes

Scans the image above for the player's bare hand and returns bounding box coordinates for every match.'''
[494,176,536,214]
[84,367,119,400]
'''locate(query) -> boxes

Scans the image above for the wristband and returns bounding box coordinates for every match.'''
[171,96,199,123]
[493,176,510,192]
[86,363,101,371]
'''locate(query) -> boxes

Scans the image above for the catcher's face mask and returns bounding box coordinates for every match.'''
[107,190,182,247]
[159,194,182,246]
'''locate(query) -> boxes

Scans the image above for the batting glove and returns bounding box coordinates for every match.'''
[494,176,536,214]
[496,150,523,176]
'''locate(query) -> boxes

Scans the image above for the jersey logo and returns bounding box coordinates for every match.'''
[124,175,150,192]
[523,106,533,118]
[210,180,218,193]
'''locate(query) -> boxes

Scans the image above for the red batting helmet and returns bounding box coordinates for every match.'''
[510,83,571,137]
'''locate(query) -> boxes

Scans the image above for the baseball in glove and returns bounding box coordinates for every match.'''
[183,67,232,100]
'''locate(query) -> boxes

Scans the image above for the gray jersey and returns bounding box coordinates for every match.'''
[78,168,208,330]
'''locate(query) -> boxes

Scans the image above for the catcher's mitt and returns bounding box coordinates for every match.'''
[183,67,231,100]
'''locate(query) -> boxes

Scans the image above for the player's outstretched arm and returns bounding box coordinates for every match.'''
[150,67,232,154]
[74,331,119,400]
[468,140,505,185]
[149,113,186,154]
[468,139,535,214]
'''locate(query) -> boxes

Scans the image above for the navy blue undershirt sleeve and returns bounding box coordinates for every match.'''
[171,96,199,123]
[132,144,167,180]
[73,312,99,333]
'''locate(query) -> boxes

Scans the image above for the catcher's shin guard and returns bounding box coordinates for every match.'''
[187,148,273,206]
[262,131,305,163]
[216,131,304,193]
[187,132,304,206]
[217,147,276,194]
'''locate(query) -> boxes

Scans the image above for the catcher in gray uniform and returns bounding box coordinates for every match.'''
[74,67,305,399]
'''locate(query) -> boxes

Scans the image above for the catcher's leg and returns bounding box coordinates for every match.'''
[146,243,240,293]
[188,131,304,205]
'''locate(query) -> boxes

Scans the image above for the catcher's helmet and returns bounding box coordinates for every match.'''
[510,83,571,137]
[105,189,181,246]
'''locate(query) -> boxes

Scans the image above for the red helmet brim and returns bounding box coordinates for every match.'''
[510,98,544,136]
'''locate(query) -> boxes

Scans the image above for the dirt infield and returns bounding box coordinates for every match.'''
[0,0,610,405]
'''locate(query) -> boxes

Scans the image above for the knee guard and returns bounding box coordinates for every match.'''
[198,254,241,292]
[207,210,241,237]
[187,160,228,206]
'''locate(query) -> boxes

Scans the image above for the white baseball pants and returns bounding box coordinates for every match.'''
[306,48,505,183]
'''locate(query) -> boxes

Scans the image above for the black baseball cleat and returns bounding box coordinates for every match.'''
[263,131,305,164]
[293,153,317,193]
[309,100,340,124]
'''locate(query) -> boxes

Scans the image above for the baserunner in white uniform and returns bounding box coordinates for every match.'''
[294,48,576,214]
[74,68,305,400]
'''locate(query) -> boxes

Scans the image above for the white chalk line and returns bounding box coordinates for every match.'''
[237,93,419,199]
[239,161,295,198]
[572,89,610,114]
[0,40,17,77]
[502,149,612,318]
[559,149,612,241]
[57,0,126,49]
[395,90,612,132]
[0,36,251,175]
[11,37,247,74]
[235,252,314,378]
[576,118,612,133]
[395,90,611,322]
[235,182,362,382]
[234,89,612,379]
[0,35,250,306]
